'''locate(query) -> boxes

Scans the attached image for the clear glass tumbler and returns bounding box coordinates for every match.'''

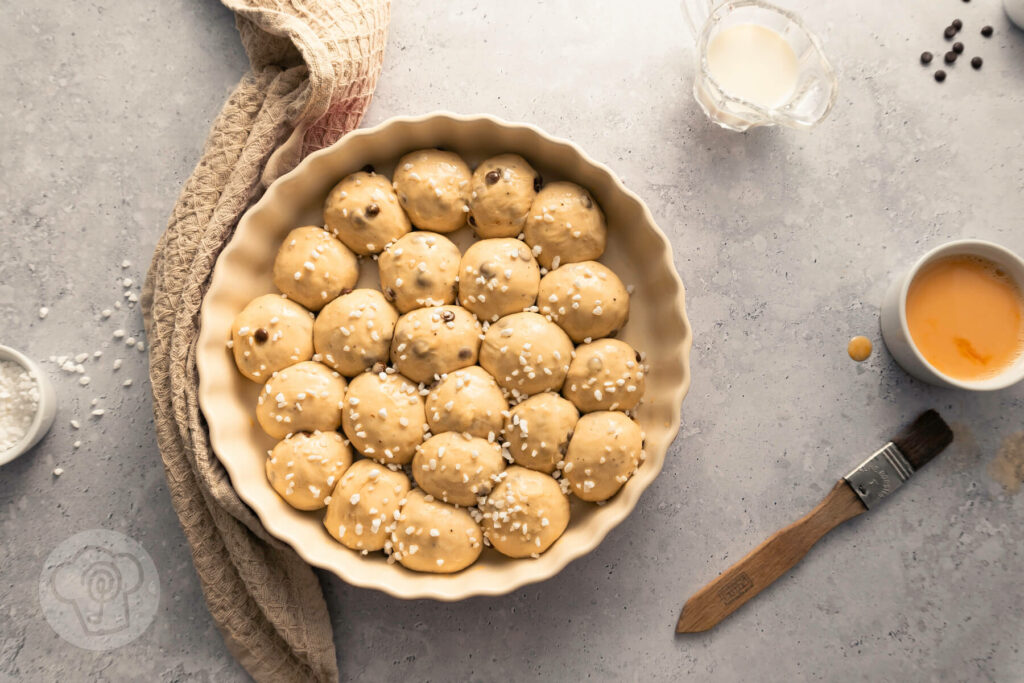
[682,0,838,131]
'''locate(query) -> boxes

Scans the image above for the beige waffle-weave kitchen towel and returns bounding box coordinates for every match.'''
[141,2,390,681]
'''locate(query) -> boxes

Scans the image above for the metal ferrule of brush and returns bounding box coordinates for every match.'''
[844,442,915,509]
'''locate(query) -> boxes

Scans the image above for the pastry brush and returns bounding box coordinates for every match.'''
[676,409,953,633]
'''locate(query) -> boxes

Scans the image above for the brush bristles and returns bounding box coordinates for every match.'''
[892,410,953,470]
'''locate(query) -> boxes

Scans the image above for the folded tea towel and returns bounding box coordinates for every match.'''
[141,2,390,680]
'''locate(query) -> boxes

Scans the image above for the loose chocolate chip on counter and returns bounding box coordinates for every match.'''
[254,328,269,343]
[971,56,983,69]
[920,51,933,64]
[362,164,375,174]
[944,26,957,39]
[534,175,543,192]
[441,310,455,322]
[365,203,380,217]
[952,19,963,30]
[981,26,993,37]
[944,51,957,64]
[953,42,964,54]
[485,170,501,185]
[934,70,947,82]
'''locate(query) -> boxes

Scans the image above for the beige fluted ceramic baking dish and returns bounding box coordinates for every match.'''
[196,113,692,600]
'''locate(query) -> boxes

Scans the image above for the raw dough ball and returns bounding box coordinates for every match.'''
[425,366,507,439]
[391,489,482,573]
[324,459,410,552]
[393,149,472,232]
[524,181,606,269]
[341,371,426,465]
[480,466,570,558]
[324,171,411,255]
[537,260,629,342]
[458,238,540,322]
[378,231,461,313]
[479,312,573,397]
[265,431,353,511]
[231,294,314,383]
[564,411,643,502]
[273,226,359,311]
[505,393,579,473]
[256,361,347,439]
[390,305,482,384]
[468,154,539,238]
[313,289,399,376]
[563,339,646,413]
[412,432,506,506]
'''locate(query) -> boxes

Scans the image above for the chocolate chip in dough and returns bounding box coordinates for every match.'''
[485,170,501,185]
[953,42,964,54]
[254,328,269,343]
[372,362,386,374]
[971,56,983,69]
[981,26,993,37]
[457,348,473,360]
[365,203,380,218]
[920,51,933,64]
[468,215,477,227]
[582,195,593,209]
[384,287,395,302]
[361,164,375,174]
[341,288,353,295]
[441,310,455,322]
[934,70,947,82]
[534,175,543,192]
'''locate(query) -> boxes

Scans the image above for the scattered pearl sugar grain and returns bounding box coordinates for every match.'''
[0,360,40,453]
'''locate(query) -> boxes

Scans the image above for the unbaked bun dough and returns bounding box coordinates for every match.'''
[563,338,645,413]
[505,392,579,473]
[341,371,426,465]
[324,170,411,255]
[480,466,570,558]
[378,231,461,313]
[391,489,482,573]
[479,312,573,397]
[231,294,314,383]
[458,238,540,322]
[393,149,472,233]
[468,154,539,238]
[524,181,606,269]
[273,226,359,311]
[256,361,347,439]
[324,459,410,552]
[412,432,506,506]
[313,289,399,377]
[425,366,507,439]
[265,431,353,510]
[564,411,643,502]
[537,260,628,342]
[390,305,482,384]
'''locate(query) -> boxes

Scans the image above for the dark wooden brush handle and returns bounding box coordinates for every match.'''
[676,480,867,633]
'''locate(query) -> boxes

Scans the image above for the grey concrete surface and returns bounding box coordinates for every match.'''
[2,0,1023,681]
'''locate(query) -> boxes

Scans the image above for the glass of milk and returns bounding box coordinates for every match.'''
[682,0,837,131]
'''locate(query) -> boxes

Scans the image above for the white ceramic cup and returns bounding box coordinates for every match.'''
[880,239,1024,391]
[0,344,57,466]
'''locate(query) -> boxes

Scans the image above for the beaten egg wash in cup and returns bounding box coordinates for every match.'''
[881,240,1024,391]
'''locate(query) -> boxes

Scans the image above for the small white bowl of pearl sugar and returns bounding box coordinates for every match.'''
[0,344,57,466]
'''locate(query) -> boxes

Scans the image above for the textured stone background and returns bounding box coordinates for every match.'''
[1,0,1022,681]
